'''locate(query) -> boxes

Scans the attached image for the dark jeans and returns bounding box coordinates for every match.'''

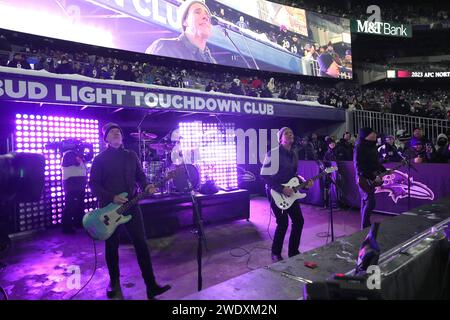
[359,187,376,229]
[105,205,157,289]
[270,198,304,257]
[62,190,85,230]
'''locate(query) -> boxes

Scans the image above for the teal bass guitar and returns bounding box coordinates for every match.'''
[83,168,180,240]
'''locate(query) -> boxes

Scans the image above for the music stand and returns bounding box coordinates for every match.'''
[317,161,344,242]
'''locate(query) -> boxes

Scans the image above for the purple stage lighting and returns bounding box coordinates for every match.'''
[179,121,238,190]
[14,113,100,231]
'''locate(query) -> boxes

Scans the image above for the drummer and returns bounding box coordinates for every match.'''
[147,147,160,161]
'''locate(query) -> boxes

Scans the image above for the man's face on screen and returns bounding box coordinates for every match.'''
[184,3,212,39]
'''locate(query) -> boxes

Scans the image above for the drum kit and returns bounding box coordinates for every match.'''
[130,130,200,195]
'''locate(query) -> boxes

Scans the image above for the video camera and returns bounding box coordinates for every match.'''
[0,152,45,260]
[45,139,94,162]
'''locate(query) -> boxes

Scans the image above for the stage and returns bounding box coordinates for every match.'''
[0,197,389,300]
[185,197,450,300]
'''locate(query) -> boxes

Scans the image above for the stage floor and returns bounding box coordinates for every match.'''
[0,197,389,300]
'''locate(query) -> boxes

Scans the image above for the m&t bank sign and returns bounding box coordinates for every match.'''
[351,20,412,38]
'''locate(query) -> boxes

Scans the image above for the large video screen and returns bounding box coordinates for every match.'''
[0,0,352,79]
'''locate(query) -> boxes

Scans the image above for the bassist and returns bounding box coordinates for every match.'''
[89,122,170,299]
[260,127,312,262]
[354,127,387,230]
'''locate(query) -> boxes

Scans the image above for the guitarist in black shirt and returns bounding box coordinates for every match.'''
[260,127,312,262]
[89,123,171,299]
[354,127,387,229]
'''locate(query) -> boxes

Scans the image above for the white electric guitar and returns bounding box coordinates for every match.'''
[270,166,338,210]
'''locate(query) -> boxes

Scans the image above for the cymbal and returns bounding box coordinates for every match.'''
[148,143,175,151]
[130,132,157,140]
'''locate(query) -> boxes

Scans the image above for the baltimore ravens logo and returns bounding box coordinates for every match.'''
[375,170,434,203]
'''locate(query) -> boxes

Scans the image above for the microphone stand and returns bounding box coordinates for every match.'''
[405,157,418,211]
[179,149,207,291]
[236,28,260,70]
[219,27,253,69]
[396,151,418,211]
[317,160,345,242]
[136,113,149,164]
[326,171,336,242]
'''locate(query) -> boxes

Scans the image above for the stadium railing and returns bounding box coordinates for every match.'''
[351,109,449,142]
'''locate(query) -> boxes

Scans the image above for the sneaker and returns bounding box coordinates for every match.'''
[271,254,283,262]
[288,251,301,258]
[147,284,171,300]
[106,280,121,298]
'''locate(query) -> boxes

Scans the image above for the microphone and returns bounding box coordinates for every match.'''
[211,16,241,33]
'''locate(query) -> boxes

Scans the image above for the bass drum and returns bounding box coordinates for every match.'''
[172,164,200,193]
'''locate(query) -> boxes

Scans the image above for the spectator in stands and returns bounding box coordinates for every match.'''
[33,57,47,71]
[246,85,258,97]
[259,83,273,98]
[297,137,316,160]
[286,84,298,101]
[342,49,352,69]
[7,52,31,69]
[0,35,11,66]
[294,81,304,95]
[236,16,249,29]
[310,133,326,159]
[267,77,276,93]
[251,76,262,90]
[304,44,318,61]
[335,132,353,161]
[317,53,340,78]
[404,126,434,152]
[378,135,403,163]
[146,0,217,64]
[205,81,216,92]
[289,34,302,56]
[391,95,411,115]
[229,78,245,95]
[73,62,83,76]
[434,133,450,163]
[326,41,334,53]
[409,100,426,117]
[323,137,337,162]
[115,63,135,82]
[429,101,446,119]
[277,25,290,51]
[278,86,289,100]
[319,45,327,55]
[404,137,435,163]
[55,56,74,74]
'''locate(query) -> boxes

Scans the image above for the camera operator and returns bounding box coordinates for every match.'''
[61,145,88,234]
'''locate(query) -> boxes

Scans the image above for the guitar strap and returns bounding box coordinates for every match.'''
[124,149,137,198]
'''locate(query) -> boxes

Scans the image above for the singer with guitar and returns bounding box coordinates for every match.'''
[354,127,387,230]
[89,123,171,300]
[261,127,313,262]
